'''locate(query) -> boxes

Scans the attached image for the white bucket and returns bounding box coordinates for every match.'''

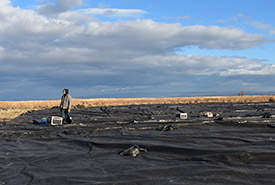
[179,113,188,119]
[50,116,63,125]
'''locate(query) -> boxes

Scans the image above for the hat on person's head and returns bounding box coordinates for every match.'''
[63,89,69,94]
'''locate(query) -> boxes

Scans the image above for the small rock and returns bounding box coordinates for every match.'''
[262,113,272,118]
[214,117,223,121]
[119,145,148,157]
[156,125,177,131]
[32,120,40,124]
[205,112,213,118]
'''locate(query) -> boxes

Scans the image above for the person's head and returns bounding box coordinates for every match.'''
[63,89,69,95]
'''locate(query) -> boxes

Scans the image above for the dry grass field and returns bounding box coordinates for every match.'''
[1,95,275,122]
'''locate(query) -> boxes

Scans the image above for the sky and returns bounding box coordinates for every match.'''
[1,0,275,100]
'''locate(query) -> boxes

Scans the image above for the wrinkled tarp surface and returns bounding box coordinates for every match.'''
[1,102,275,185]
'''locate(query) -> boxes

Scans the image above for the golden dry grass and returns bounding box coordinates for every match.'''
[1,95,275,122]
[0,108,40,122]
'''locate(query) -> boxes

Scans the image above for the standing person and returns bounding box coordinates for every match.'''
[60,89,72,124]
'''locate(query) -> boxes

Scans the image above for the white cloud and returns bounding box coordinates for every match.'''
[80,8,147,18]
[37,0,83,16]
[0,2,268,55]
[129,55,269,76]
[163,16,191,21]
[248,21,275,35]
[36,0,146,19]
[0,1,274,100]
[0,0,9,6]
[230,14,275,35]
[220,64,275,76]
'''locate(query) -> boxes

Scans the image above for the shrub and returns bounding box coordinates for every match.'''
[238,91,245,96]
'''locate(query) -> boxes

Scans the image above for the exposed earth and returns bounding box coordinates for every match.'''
[1,102,275,185]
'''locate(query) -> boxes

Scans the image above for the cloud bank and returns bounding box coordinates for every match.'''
[0,0,274,100]
[37,0,84,16]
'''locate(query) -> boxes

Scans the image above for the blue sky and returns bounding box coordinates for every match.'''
[1,0,275,100]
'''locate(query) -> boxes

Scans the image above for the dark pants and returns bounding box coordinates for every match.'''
[61,109,71,123]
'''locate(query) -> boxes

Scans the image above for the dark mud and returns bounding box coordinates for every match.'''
[1,102,275,184]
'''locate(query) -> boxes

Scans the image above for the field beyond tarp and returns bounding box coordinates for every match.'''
[0,95,275,122]
[1,95,275,108]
